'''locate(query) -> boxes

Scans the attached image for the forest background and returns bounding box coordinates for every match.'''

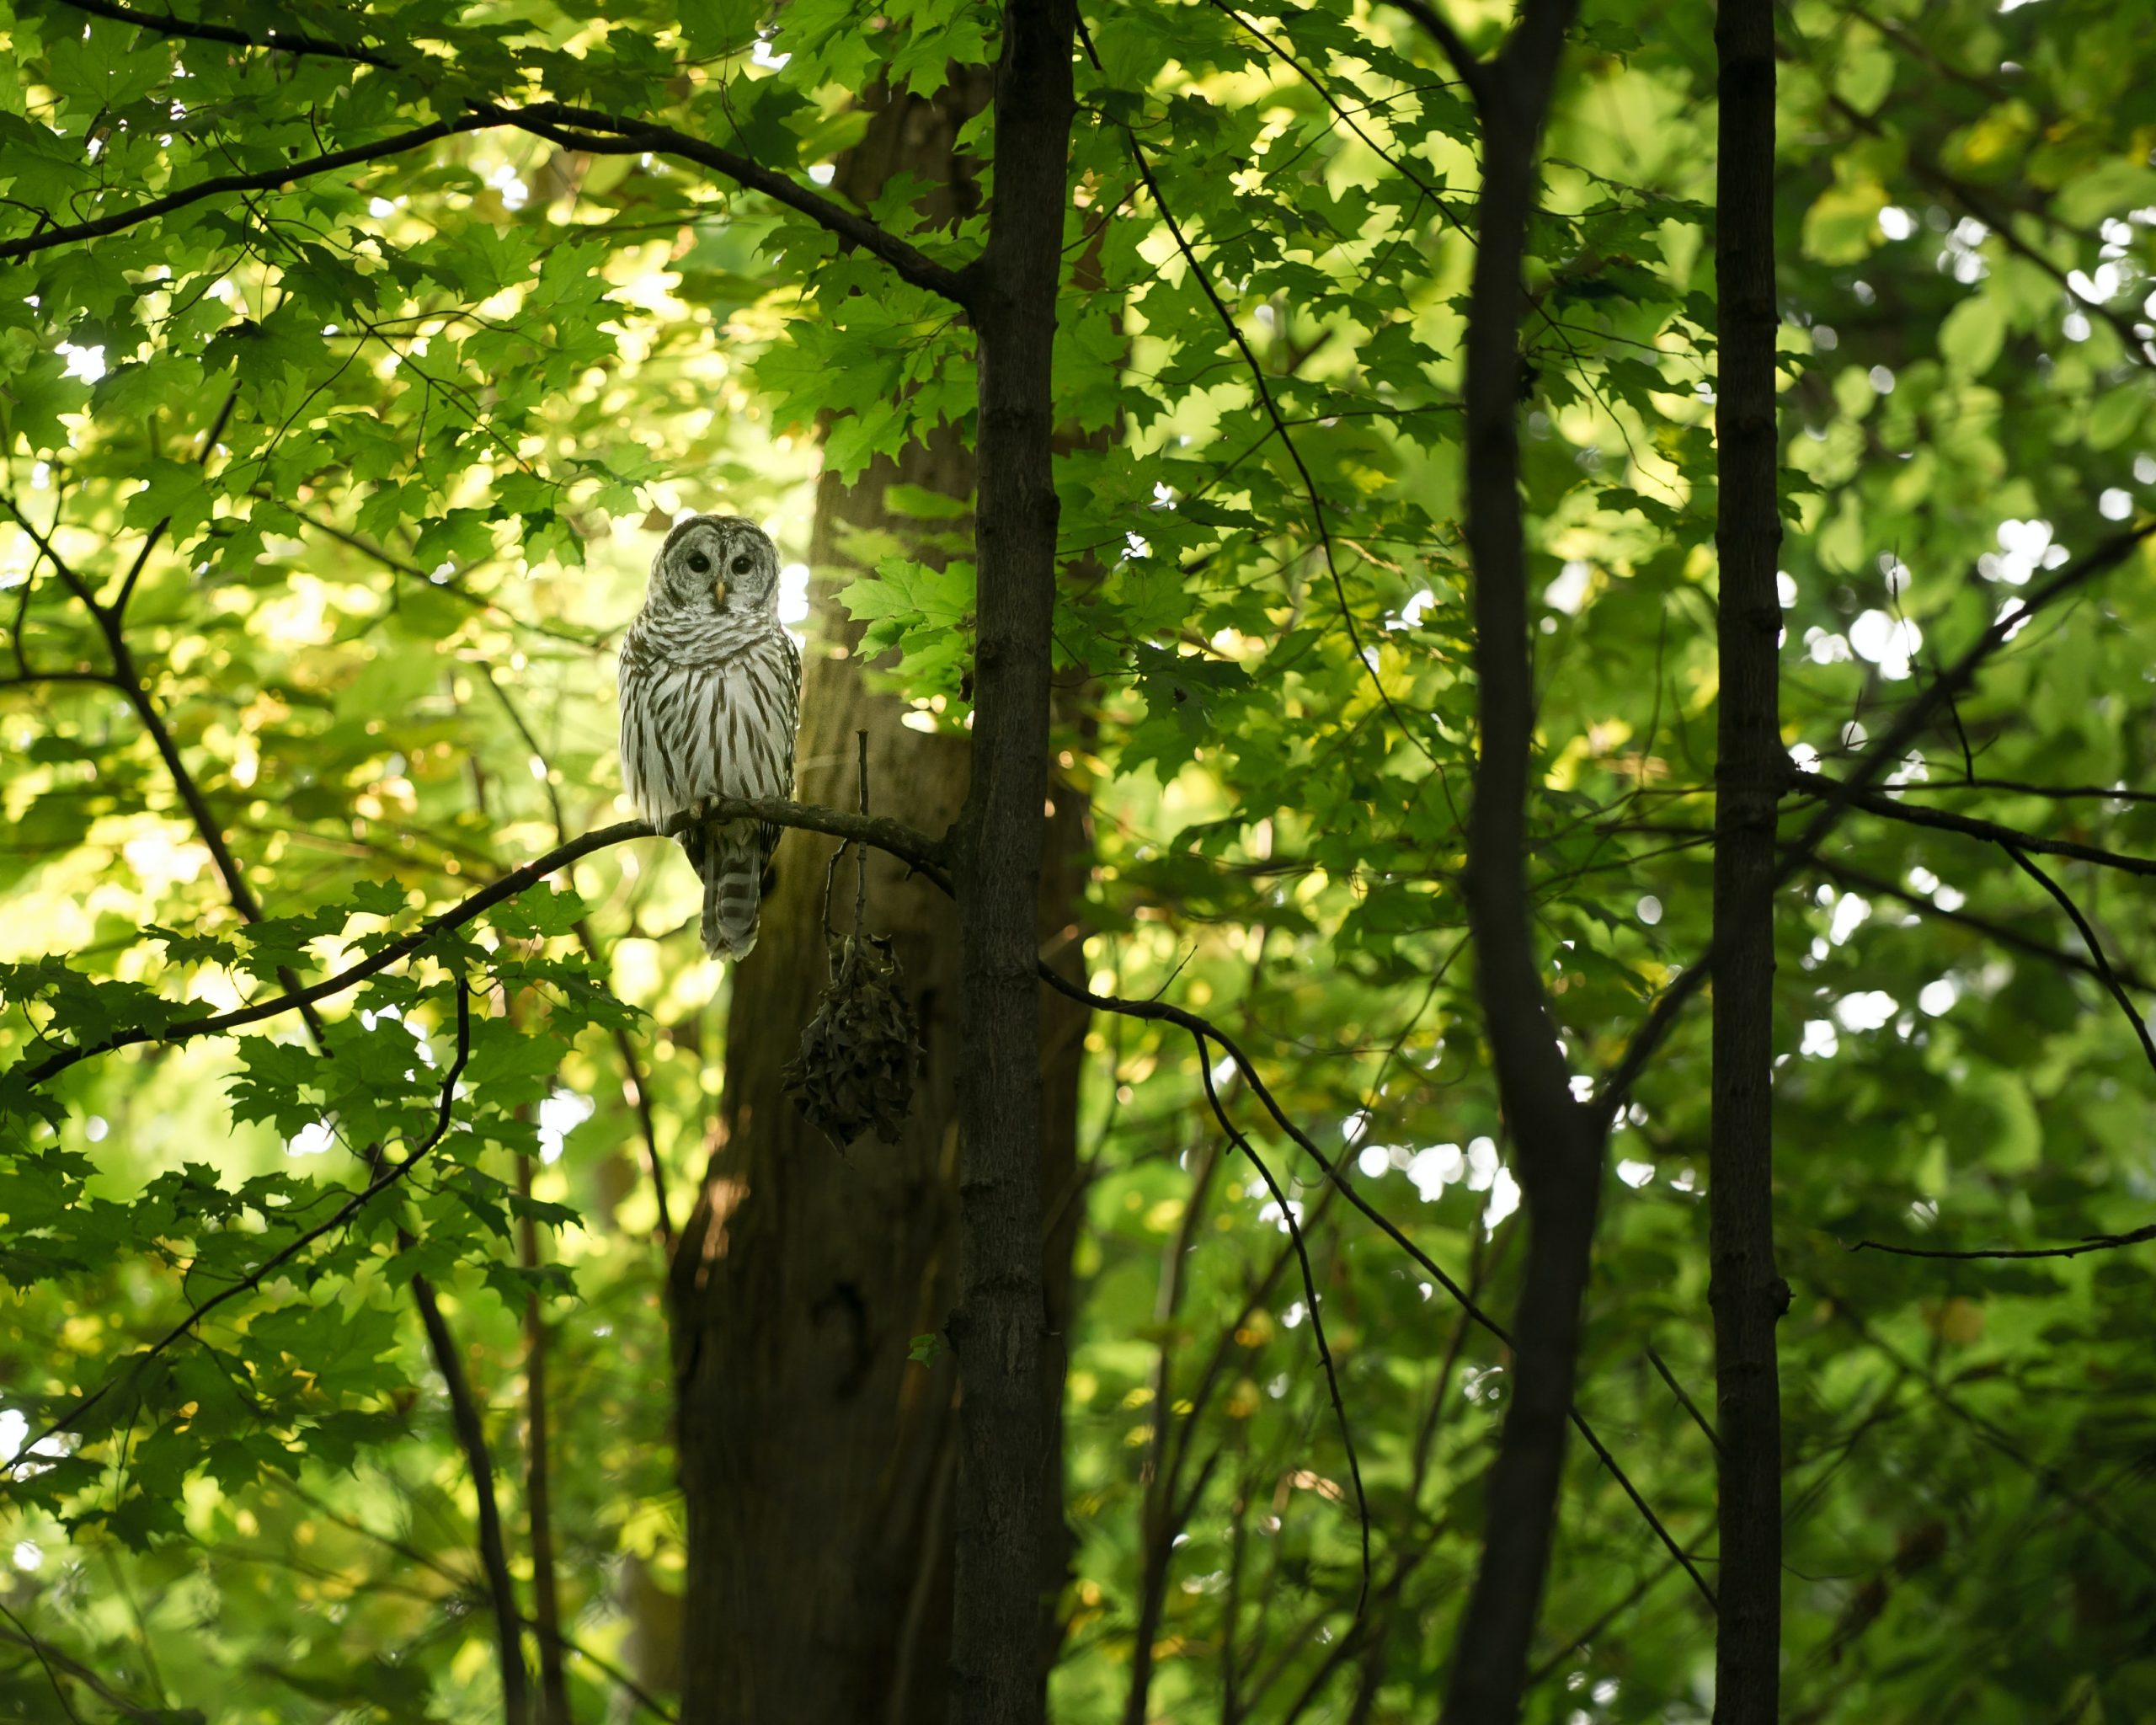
[2,0,2155,1721]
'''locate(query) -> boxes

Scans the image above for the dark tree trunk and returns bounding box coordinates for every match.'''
[668,72,1088,1725]
[947,3,1079,1720]
[1428,7,1592,1723]
[1709,0,1786,1717]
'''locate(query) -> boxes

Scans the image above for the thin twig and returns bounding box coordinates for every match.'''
[1852,1223,2156,1262]
[1196,1031,1373,1617]
[1997,843,2156,1075]
[1817,779,2156,879]
[0,1604,89,1724]
[1645,1344,1723,1456]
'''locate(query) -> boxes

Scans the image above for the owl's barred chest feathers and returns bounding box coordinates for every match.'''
[618,608,800,821]
[616,513,803,961]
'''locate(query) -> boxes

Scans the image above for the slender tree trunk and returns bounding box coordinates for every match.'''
[1431,7,1592,1722]
[518,1154,573,1725]
[668,69,1088,1724]
[1710,1,1786,1717]
[414,1288,529,1725]
[947,3,1077,1720]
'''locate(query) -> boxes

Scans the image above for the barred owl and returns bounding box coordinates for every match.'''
[618,515,803,959]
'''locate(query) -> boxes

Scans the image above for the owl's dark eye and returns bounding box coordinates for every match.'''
[730,553,753,574]
[686,552,711,574]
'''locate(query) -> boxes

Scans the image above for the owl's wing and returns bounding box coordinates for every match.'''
[755,629,804,871]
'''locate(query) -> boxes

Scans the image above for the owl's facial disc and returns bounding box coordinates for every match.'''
[654,515,776,616]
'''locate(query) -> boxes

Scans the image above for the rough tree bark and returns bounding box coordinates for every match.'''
[667,71,1089,1725]
[945,2,1080,1720]
[1709,0,1786,1717]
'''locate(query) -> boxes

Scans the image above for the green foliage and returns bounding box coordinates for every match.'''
[3,0,2156,1718]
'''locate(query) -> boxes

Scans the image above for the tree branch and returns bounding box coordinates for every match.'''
[1816,777,2156,878]
[471,103,973,306]
[1196,1031,1372,1616]
[10,797,946,1090]
[1380,0,1492,104]
[29,2,974,306]
[1996,844,2156,1076]
[1852,1223,2156,1263]
[0,117,496,264]
[1806,854,2154,994]
[55,0,400,66]
[1598,518,2156,1114]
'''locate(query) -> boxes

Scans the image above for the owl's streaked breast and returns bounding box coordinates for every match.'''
[619,611,799,825]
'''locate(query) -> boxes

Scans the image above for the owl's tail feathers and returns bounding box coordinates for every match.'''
[691,824,763,960]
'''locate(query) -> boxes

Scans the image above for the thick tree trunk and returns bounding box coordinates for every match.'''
[1709,1,1785,1717]
[668,77,1087,1724]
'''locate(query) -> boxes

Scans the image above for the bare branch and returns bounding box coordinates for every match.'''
[1818,778,2156,879]
[1852,1223,2156,1263]
[1380,0,1492,103]
[474,103,974,306]
[1997,844,2156,1076]
[1807,854,2154,994]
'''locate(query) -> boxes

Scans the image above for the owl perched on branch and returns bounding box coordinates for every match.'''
[619,515,803,959]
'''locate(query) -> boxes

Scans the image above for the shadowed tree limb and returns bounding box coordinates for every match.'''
[0,1603,119,1723]
[0,115,497,264]
[1804,855,2154,994]
[1996,845,2156,1074]
[8,799,946,1090]
[1812,779,2156,879]
[1853,1224,2156,1263]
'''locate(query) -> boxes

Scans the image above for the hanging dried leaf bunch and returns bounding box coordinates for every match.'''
[782,932,921,1149]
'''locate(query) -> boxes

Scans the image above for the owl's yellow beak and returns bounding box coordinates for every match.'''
[712,579,728,606]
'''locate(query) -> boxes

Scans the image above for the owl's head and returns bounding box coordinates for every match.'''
[646,515,781,619]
